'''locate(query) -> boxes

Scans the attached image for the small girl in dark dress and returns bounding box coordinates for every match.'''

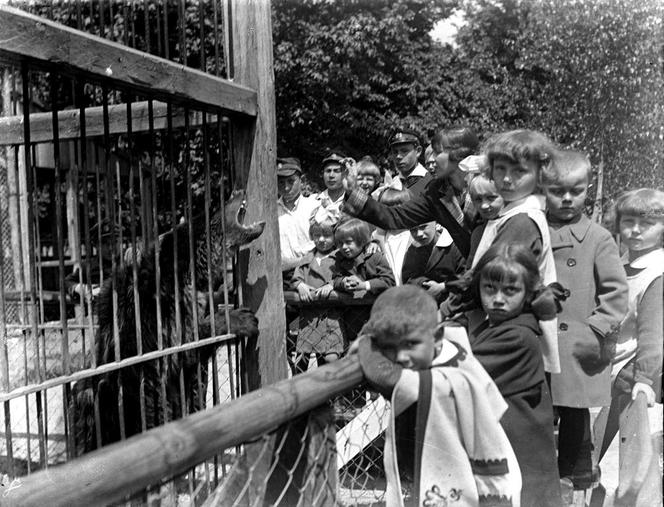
[470,243,562,507]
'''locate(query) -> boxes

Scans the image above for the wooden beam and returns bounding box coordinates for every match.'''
[0,101,217,145]
[230,0,286,389]
[0,6,257,116]
[1,357,364,507]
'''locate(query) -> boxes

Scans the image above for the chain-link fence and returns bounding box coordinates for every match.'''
[2,356,392,507]
[284,291,390,505]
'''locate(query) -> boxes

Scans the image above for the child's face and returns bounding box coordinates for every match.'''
[619,214,664,255]
[542,167,588,223]
[312,228,335,254]
[471,189,504,221]
[323,164,345,192]
[357,174,376,193]
[479,273,527,325]
[376,330,437,370]
[390,143,421,175]
[492,157,539,203]
[337,235,364,259]
[410,222,437,247]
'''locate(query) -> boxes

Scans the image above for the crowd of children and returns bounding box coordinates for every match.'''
[276,126,663,507]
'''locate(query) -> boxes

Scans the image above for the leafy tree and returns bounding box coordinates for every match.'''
[272,0,457,173]
[455,0,664,202]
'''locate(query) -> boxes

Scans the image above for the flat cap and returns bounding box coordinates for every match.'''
[276,157,302,177]
[388,129,421,147]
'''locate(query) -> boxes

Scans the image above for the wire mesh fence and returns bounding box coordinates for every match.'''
[1,355,393,507]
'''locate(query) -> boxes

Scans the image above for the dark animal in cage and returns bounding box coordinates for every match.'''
[71,190,265,456]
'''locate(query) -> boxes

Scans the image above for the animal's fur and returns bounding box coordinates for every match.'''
[72,191,264,455]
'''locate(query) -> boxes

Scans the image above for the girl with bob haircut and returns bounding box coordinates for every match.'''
[469,243,562,507]
[355,156,382,195]
[598,188,664,464]
[332,218,394,296]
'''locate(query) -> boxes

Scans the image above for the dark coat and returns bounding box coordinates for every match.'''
[548,216,628,407]
[348,179,472,257]
[402,240,466,303]
[331,249,395,296]
[471,313,562,507]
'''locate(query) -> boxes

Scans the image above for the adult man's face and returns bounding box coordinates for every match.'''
[277,174,302,203]
[389,142,421,177]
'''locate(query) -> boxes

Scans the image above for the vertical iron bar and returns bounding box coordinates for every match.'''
[126,96,148,434]
[75,80,95,357]
[21,63,43,386]
[162,0,170,60]
[199,0,206,72]
[147,101,163,354]
[50,71,71,377]
[35,390,46,468]
[212,0,221,77]
[102,84,126,441]
[179,0,187,66]
[142,0,150,54]
[3,401,14,477]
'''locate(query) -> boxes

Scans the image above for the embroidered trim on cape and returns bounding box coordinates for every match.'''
[470,458,509,475]
[478,494,513,506]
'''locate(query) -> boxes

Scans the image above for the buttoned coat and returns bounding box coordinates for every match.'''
[292,253,345,354]
[548,215,628,407]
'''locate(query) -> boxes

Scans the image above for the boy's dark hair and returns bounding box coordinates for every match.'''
[470,243,541,308]
[361,286,438,348]
[541,149,592,185]
[483,129,556,175]
[334,218,372,247]
[431,125,479,162]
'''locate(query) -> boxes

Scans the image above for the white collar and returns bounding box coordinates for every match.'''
[398,163,428,180]
[434,227,454,248]
[497,194,545,218]
[624,248,664,270]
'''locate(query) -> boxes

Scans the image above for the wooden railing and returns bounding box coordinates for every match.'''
[1,356,364,507]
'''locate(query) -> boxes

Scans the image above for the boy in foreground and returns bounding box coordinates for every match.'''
[354,286,521,507]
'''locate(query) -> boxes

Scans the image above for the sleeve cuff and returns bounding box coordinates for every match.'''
[343,189,368,216]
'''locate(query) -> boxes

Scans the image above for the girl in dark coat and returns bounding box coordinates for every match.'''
[469,243,562,507]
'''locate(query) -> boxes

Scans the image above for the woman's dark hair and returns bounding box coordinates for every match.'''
[470,243,541,308]
[431,126,479,162]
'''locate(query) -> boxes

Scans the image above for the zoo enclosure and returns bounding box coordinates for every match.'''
[0,0,284,487]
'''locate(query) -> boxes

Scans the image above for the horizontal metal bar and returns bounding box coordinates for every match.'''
[0,332,237,402]
[0,6,257,116]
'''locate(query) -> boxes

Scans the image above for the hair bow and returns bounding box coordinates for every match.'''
[458,155,488,174]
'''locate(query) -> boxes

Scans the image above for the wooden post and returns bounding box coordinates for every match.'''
[229,0,286,389]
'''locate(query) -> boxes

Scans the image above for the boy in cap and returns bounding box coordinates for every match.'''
[384,128,432,198]
[277,157,320,272]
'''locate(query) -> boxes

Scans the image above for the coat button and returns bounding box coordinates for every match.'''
[566,258,576,267]
[559,323,568,331]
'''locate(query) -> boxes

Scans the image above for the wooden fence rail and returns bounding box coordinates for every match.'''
[1,356,364,507]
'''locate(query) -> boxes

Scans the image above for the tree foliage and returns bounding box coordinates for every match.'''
[272,0,457,170]
[272,0,664,198]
